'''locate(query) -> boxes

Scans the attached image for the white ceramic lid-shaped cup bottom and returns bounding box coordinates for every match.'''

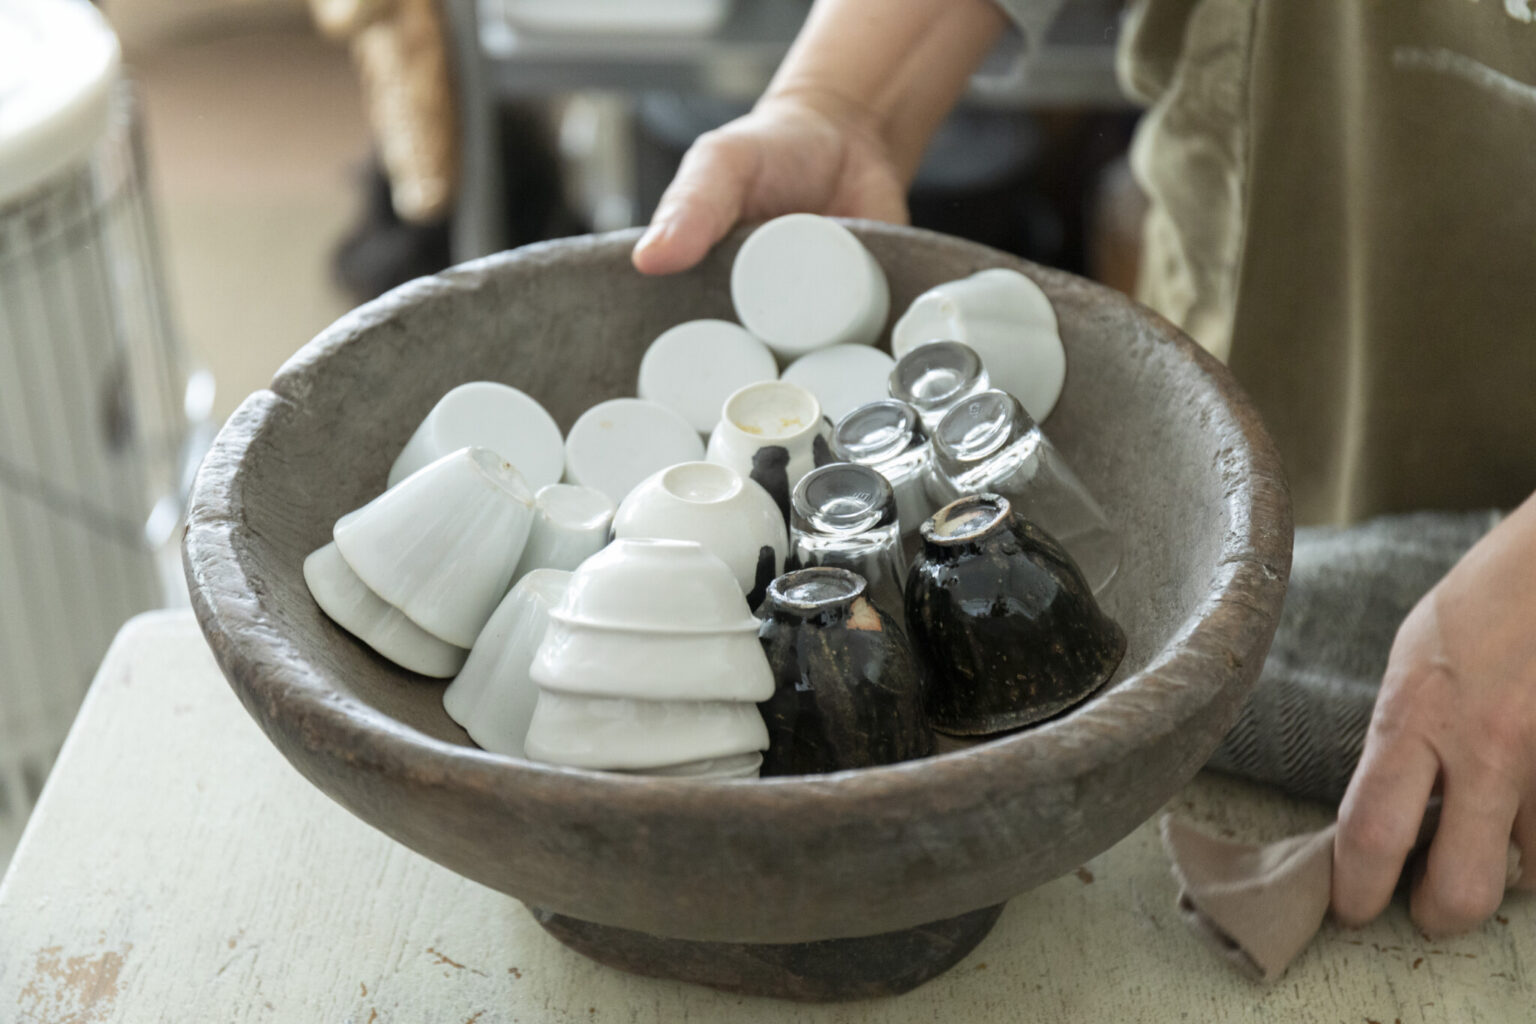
[388,381,565,489]
[304,542,467,678]
[334,446,537,648]
[730,213,889,359]
[512,483,615,582]
[563,398,706,505]
[637,319,779,434]
[524,691,769,770]
[443,568,571,758]
[781,344,896,424]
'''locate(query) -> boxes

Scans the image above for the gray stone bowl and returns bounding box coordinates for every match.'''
[184,223,1292,1001]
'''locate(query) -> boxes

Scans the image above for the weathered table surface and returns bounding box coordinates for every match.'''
[2,611,1530,1023]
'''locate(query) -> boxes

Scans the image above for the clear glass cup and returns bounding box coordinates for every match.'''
[887,340,991,432]
[931,390,1121,597]
[789,463,908,631]
[830,399,942,543]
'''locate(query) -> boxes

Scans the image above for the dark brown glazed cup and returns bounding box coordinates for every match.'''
[183,222,1292,1000]
[758,568,934,776]
[905,494,1127,736]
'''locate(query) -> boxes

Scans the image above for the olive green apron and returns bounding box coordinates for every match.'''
[1001,0,1529,525]
[1117,0,1536,523]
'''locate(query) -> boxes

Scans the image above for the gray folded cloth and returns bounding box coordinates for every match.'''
[1208,509,1502,802]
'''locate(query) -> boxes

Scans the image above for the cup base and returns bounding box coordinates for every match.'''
[528,902,1005,1002]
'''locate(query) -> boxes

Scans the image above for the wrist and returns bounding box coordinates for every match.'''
[756,80,891,143]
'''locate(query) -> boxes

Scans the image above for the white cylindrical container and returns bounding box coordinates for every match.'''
[781,344,896,424]
[730,214,889,359]
[388,381,565,490]
[636,319,778,435]
[0,0,204,861]
[563,397,705,504]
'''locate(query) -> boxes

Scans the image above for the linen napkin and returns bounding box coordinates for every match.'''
[1162,809,1523,982]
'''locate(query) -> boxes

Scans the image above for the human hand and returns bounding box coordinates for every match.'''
[630,92,910,276]
[1333,494,1536,935]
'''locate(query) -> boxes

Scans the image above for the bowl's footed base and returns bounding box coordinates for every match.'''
[529,902,1007,1002]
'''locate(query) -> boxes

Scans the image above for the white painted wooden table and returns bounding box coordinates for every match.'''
[2,611,1530,1023]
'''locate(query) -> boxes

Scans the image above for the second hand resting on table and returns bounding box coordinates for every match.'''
[629,0,1536,938]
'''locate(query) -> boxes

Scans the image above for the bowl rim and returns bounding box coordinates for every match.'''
[183,221,1292,934]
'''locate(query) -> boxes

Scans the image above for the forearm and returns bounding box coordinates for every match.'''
[763,0,1008,181]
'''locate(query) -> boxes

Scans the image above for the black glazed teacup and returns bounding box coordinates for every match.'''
[758,567,933,775]
[904,493,1127,736]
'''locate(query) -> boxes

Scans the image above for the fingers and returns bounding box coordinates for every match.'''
[633,132,755,275]
[1332,726,1438,927]
[1410,775,1520,935]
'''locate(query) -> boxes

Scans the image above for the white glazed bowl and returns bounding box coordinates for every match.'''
[630,752,764,780]
[523,691,770,771]
[388,381,565,489]
[333,447,536,648]
[443,568,571,757]
[611,462,787,599]
[512,483,615,582]
[550,537,760,634]
[303,542,467,678]
[530,619,773,701]
[730,214,890,358]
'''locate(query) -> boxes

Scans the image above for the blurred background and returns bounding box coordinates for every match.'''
[0,0,1146,867]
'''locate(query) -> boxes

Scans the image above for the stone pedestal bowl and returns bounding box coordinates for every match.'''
[183,223,1292,1002]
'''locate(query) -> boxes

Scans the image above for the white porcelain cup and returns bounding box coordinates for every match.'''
[333,447,536,648]
[304,542,467,678]
[512,483,615,582]
[781,344,896,423]
[627,752,763,780]
[637,319,779,434]
[388,381,565,489]
[730,214,889,359]
[892,267,1066,423]
[612,462,786,604]
[706,380,834,523]
[563,397,706,504]
[523,691,769,771]
[531,538,774,702]
[443,568,571,758]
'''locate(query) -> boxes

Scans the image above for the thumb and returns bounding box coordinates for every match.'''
[633,133,755,276]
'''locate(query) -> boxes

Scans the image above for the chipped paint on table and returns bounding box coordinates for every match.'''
[0,612,1530,1022]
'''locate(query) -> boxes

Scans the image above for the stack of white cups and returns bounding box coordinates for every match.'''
[305,447,538,677]
[523,539,773,779]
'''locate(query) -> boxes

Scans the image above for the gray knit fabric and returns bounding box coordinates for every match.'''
[1208,510,1502,804]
